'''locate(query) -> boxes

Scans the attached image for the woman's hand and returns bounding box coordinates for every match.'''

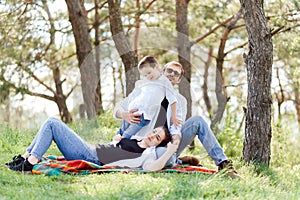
[166,142,178,154]
[121,109,142,124]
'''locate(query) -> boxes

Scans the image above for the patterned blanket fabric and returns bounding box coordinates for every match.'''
[32,155,217,176]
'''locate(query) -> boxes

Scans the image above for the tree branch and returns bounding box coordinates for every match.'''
[190,15,234,46]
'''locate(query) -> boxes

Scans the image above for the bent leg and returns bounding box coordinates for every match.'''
[117,120,130,136]
[27,117,100,165]
[177,116,228,165]
[122,118,150,139]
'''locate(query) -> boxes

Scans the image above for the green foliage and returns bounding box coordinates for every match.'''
[65,110,120,144]
[216,107,244,158]
[271,122,300,168]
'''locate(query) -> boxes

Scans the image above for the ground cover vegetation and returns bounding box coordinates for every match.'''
[1,111,300,200]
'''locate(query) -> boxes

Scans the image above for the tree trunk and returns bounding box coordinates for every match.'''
[107,0,139,96]
[176,0,191,119]
[240,0,273,165]
[133,0,140,55]
[94,0,104,115]
[65,0,98,119]
[113,67,117,106]
[119,66,125,98]
[211,10,242,131]
[52,66,73,123]
[202,47,213,117]
[4,97,10,124]
[293,84,300,131]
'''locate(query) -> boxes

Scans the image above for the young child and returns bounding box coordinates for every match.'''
[113,56,180,141]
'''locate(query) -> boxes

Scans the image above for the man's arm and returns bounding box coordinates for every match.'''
[113,86,142,123]
[115,109,142,124]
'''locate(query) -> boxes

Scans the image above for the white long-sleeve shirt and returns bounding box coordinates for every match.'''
[127,75,177,120]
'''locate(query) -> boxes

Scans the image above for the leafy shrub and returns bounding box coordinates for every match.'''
[216,107,244,158]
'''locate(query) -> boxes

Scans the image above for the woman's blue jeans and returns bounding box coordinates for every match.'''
[156,116,228,166]
[26,117,101,165]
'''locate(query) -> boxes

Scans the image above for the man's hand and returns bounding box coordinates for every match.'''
[171,134,181,147]
[121,109,142,124]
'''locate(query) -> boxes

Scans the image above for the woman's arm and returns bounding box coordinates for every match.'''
[142,142,177,172]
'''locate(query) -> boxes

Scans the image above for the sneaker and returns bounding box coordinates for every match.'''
[5,154,25,167]
[178,156,202,166]
[9,159,34,172]
[218,160,242,179]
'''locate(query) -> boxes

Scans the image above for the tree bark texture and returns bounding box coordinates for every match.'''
[240,0,273,165]
[176,0,192,119]
[65,0,98,119]
[108,0,139,96]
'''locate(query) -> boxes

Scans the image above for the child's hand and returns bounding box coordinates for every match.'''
[171,116,182,127]
[112,134,122,142]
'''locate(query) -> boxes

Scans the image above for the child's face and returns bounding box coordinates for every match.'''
[139,66,161,80]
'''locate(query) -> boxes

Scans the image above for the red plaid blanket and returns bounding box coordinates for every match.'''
[32,155,217,176]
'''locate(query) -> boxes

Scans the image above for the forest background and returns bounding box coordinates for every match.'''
[0,0,299,164]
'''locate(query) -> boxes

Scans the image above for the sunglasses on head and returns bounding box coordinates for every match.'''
[165,68,181,77]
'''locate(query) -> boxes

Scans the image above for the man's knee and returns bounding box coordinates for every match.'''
[189,116,205,124]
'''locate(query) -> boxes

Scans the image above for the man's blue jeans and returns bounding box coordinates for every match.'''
[26,117,101,165]
[156,116,228,167]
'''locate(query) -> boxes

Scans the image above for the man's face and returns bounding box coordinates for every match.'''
[163,64,182,85]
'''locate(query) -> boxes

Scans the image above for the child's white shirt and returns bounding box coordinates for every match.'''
[127,75,177,120]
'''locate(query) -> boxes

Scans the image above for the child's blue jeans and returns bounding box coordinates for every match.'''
[117,114,150,139]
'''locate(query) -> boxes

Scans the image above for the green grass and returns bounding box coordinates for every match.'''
[1,115,300,200]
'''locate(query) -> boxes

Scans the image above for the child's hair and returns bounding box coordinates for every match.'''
[138,56,159,70]
[157,126,172,147]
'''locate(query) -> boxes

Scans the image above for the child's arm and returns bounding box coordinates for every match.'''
[170,102,182,127]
